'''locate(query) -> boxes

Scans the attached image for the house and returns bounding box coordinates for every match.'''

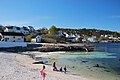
[63,32,69,38]
[0,32,24,42]
[4,26,35,35]
[28,26,35,32]
[87,38,97,42]
[67,33,81,41]
[22,26,30,34]
[56,30,64,38]
[31,35,41,43]
[5,26,16,32]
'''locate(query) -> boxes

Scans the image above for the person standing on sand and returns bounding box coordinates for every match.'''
[40,65,46,80]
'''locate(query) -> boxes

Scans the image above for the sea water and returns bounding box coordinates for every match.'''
[49,43,120,80]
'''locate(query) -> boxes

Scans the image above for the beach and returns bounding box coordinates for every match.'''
[0,51,92,80]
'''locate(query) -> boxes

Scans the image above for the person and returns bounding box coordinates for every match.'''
[52,62,57,71]
[59,67,63,72]
[95,64,99,67]
[63,66,67,74]
[40,65,46,80]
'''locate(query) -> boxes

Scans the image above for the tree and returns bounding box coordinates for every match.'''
[49,25,57,35]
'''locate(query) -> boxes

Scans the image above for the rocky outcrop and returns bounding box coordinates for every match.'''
[0,43,94,52]
[29,45,94,52]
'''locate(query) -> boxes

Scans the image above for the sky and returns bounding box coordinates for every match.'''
[0,0,120,32]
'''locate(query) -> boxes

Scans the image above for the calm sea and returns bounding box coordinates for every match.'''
[52,42,120,80]
[93,42,120,54]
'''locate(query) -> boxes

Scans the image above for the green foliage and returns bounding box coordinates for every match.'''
[66,38,72,43]
[41,34,57,43]
[49,25,57,35]
[37,29,48,35]
[98,36,109,41]
[0,26,6,32]
[77,38,83,43]
[56,38,66,43]
[24,32,34,42]
[25,27,120,43]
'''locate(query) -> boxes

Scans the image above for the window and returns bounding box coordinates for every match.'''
[2,39,4,41]
[18,38,21,40]
[5,38,7,42]
[16,27,20,30]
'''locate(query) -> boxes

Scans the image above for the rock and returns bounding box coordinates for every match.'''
[72,66,75,68]
[32,61,44,64]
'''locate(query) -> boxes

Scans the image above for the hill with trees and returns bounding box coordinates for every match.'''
[24,26,120,43]
[57,28,120,37]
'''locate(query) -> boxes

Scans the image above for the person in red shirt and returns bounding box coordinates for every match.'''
[40,65,46,80]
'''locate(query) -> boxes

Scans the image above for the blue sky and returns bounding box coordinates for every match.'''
[0,0,120,32]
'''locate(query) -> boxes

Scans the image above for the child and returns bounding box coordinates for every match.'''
[40,65,46,80]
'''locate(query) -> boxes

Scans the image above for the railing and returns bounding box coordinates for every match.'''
[0,42,27,48]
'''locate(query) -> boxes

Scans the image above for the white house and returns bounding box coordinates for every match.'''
[4,26,35,35]
[4,26,22,33]
[87,38,97,42]
[4,26,16,32]
[31,35,41,43]
[0,32,24,42]
[63,32,69,38]
[22,26,30,34]
[28,26,35,32]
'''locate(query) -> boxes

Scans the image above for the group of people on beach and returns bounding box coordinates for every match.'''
[52,62,67,73]
[40,62,67,80]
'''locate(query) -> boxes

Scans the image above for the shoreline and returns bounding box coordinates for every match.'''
[0,51,93,80]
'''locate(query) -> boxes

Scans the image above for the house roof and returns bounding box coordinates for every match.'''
[0,32,24,36]
[31,34,40,38]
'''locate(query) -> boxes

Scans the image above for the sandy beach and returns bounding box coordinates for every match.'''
[0,51,92,80]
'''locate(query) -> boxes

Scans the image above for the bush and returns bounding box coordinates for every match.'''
[41,34,57,43]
